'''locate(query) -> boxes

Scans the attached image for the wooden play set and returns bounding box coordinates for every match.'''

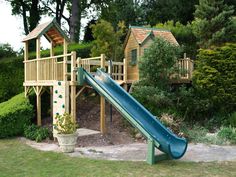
[23,19,193,135]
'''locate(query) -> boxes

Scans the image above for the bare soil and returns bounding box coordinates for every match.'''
[76,92,143,147]
[41,89,144,146]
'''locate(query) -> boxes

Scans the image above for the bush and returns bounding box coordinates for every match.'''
[193,43,236,115]
[131,84,174,116]
[139,37,181,89]
[217,126,236,144]
[229,112,236,128]
[0,43,17,59]
[24,124,49,142]
[0,57,24,102]
[0,93,34,138]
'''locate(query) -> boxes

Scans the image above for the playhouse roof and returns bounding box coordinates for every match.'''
[22,18,69,45]
[124,26,178,47]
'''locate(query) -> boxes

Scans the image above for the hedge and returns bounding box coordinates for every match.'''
[0,93,34,138]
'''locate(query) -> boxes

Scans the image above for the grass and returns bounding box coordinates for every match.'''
[0,139,236,177]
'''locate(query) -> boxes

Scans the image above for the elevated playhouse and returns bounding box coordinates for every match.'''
[23,19,188,164]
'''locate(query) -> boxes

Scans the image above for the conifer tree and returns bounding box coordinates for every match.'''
[193,0,236,48]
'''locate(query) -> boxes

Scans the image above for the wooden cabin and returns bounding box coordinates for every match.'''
[124,26,193,83]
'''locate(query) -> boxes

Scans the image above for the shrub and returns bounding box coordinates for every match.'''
[54,113,77,134]
[229,112,236,128]
[139,37,181,89]
[131,84,174,116]
[0,57,24,102]
[217,126,236,144]
[0,93,34,138]
[24,124,49,142]
[193,43,236,115]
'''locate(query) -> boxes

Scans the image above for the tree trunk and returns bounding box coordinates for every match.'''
[70,0,81,42]
[29,0,40,31]
[19,0,29,35]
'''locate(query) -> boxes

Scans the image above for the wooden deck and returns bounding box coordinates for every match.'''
[24,53,193,87]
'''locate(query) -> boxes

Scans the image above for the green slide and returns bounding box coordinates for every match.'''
[80,68,187,163]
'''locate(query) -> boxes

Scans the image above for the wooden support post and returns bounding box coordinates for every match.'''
[50,87,53,119]
[63,39,68,81]
[34,86,43,126]
[123,58,128,91]
[100,54,106,134]
[71,51,77,122]
[24,41,29,97]
[36,38,41,81]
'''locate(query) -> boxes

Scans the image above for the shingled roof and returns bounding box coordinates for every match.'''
[22,18,69,45]
[124,26,178,47]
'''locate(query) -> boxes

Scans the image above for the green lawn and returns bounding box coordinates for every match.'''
[0,139,236,177]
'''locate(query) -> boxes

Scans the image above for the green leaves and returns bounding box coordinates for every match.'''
[0,93,34,138]
[193,43,236,113]
[139,37,181,89]
[192,0,236,48]
[91,20,125,61]
[54,112,77,134]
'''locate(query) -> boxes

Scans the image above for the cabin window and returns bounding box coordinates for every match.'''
[130,49,137,66]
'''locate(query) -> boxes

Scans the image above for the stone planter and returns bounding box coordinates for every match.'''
[57,133,78,153]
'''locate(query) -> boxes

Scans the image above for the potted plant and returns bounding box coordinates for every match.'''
[54,112,78,153]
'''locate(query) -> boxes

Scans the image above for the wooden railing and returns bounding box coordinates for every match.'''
[177,58,194,80]
[24,52,76,82]
[78,54,127,83]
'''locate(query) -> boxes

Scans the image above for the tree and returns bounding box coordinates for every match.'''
[83,19,96,42]
[141,0,198,26]
[139,37,181,90]
[0,43,17,59]
[156,21,197,59]
[7,0,45,35]
[192,0,236,48]
[91,20,125,61]
[100,0,144,28]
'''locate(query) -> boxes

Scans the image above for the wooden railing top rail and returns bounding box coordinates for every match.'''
[23,53,72,63]
[80,56,101,60]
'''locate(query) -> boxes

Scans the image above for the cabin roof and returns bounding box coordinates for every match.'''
[124,26,179,48]
[22,18,69,45]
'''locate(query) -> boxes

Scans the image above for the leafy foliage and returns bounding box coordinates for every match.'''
[156,21,197,58]
[141,0,198,25]
[24,124,50,142]
[217,126,236,144]
[91,20,126,61]
[0,93,34,138]
[192,0,236,48]
[131,84,174,116]
[0,43,17,59]
[139,37,181,89]
[229,112,236,128]
[0,57,24,102]
[193,43,236,114]
[54,112,77,134]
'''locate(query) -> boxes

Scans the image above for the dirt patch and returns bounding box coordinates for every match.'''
[76,93,143,147]
[41,91,143,146]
